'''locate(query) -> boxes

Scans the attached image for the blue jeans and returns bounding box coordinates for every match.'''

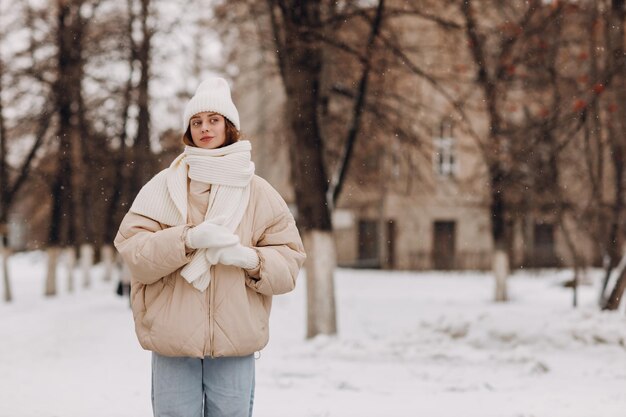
[151,352,255,417]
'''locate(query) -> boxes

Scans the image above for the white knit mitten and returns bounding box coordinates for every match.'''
[217,244,259,270]
[185,221,239,250]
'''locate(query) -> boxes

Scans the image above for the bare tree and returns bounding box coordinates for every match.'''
[262,0,391,337]
[101,0,137,281]
[602,0,626,310]
[265,0,339,336]
[0,26,10,303]
[129,0,156,199]
[0,2,54,301]
[457,0,570,301]
[46,0,102,294]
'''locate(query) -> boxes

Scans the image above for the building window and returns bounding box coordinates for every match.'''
[433,119,458,177]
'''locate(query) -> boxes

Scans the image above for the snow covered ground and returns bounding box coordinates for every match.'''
[1,252,625,417]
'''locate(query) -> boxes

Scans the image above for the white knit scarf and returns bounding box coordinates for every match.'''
[129,140,255,291]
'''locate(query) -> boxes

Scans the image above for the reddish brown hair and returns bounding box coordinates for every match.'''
[182,116,241,148]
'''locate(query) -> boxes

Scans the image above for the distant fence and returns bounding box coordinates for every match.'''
[341,250,596,272]
[408,251,492,271]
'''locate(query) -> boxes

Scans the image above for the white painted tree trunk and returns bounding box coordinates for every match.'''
[303,229,337,338]
[493,249,509,302]
[101,245,115,282]
[1,239,12,302]
[80,243,94,288]
[600,249,626,305]
[65,247,76,293]
[45,247,60,297]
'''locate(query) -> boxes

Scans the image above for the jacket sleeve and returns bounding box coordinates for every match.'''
[245,210,306,296]
[114,211,193,285]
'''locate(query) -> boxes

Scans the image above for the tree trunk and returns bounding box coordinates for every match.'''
[49,0,87,263]
[493,249,509,302]
[587,2,615,305]
[0,20,10,303]
[66,247,76,293]
[55,0,87,246]
[101,244,115,282]
[604,273,626,310]
[45,247,60,297]
[268,0,337,337]
[70,127,85,246]
[304,230,337,337]
[130,0,154,199]
[103,0,134,246]
[603,0,626,310]
[601,131,624,305]
[80,243,93,288]
[1,236,11,303]
[604,250,626,310]
[558,214,582,307]
[491,168,509,302]
[461,0,508,301]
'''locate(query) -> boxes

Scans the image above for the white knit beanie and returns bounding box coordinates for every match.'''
[182,77,240,131]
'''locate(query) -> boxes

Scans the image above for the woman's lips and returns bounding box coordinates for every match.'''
[201,136,213,142]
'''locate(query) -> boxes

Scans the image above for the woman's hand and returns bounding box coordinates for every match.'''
[185,222,239,250]
[217,244,259,270]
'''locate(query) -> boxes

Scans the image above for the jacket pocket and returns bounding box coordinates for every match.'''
[142,280,172,329]
[245,284,270,334]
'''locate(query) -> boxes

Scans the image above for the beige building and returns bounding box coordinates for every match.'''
[230,1,600,271]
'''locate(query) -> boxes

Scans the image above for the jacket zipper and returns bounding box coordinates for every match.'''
[209,265,216,357]
[204,278,210,357]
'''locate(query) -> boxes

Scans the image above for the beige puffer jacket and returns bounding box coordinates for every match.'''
[114,175,306,358]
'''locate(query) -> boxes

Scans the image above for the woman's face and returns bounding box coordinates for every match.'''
[189,112,226,149]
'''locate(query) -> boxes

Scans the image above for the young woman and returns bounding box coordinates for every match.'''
[114,77,306,417]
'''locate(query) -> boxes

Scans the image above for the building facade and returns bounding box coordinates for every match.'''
[230,1,600,271]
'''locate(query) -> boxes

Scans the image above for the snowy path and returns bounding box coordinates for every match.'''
[1,252,625,417]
